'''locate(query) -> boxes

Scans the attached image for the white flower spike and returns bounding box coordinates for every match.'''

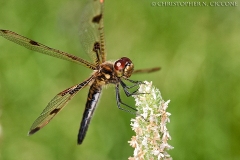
[128,81,173,160]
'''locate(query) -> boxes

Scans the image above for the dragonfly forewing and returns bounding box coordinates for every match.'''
[79,0,106,65]
[0,29,97,70]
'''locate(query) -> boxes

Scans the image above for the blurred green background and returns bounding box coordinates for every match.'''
[0,0,240,159]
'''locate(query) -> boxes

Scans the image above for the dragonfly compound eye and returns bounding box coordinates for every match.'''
[114,57,134,78]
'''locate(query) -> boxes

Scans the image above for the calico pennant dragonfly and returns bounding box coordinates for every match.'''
[0,0,159,144]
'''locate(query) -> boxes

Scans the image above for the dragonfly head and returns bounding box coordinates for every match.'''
[114,57,134,78]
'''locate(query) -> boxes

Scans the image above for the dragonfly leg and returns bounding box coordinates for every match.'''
[121,79,150,96]
[123,78,143,89]
[115,84,137,114]
[125,78,144,84]
[119,80,138,97]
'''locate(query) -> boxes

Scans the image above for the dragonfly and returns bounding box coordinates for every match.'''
[0,0,159,144]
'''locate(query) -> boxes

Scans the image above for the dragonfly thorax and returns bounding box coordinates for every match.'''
[114,57,134,78]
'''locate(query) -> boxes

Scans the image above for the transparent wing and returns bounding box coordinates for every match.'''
[133,67,161,74]
[0,29,97,70]
[28,76,94,135]
[79,0,106,65]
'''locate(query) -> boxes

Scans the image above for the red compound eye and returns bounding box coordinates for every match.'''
[114,57,132,71]
[114,57,134,78]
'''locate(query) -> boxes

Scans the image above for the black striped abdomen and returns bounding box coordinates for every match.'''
[77,82,102,144]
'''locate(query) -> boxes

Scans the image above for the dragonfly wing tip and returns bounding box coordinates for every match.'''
[28,127,41,135]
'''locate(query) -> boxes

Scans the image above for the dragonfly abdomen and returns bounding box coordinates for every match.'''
[78,82,102,144]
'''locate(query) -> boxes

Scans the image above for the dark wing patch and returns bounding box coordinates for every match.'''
[29,40,40,46]
[28,127,41,135]
[92,14,102,24]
